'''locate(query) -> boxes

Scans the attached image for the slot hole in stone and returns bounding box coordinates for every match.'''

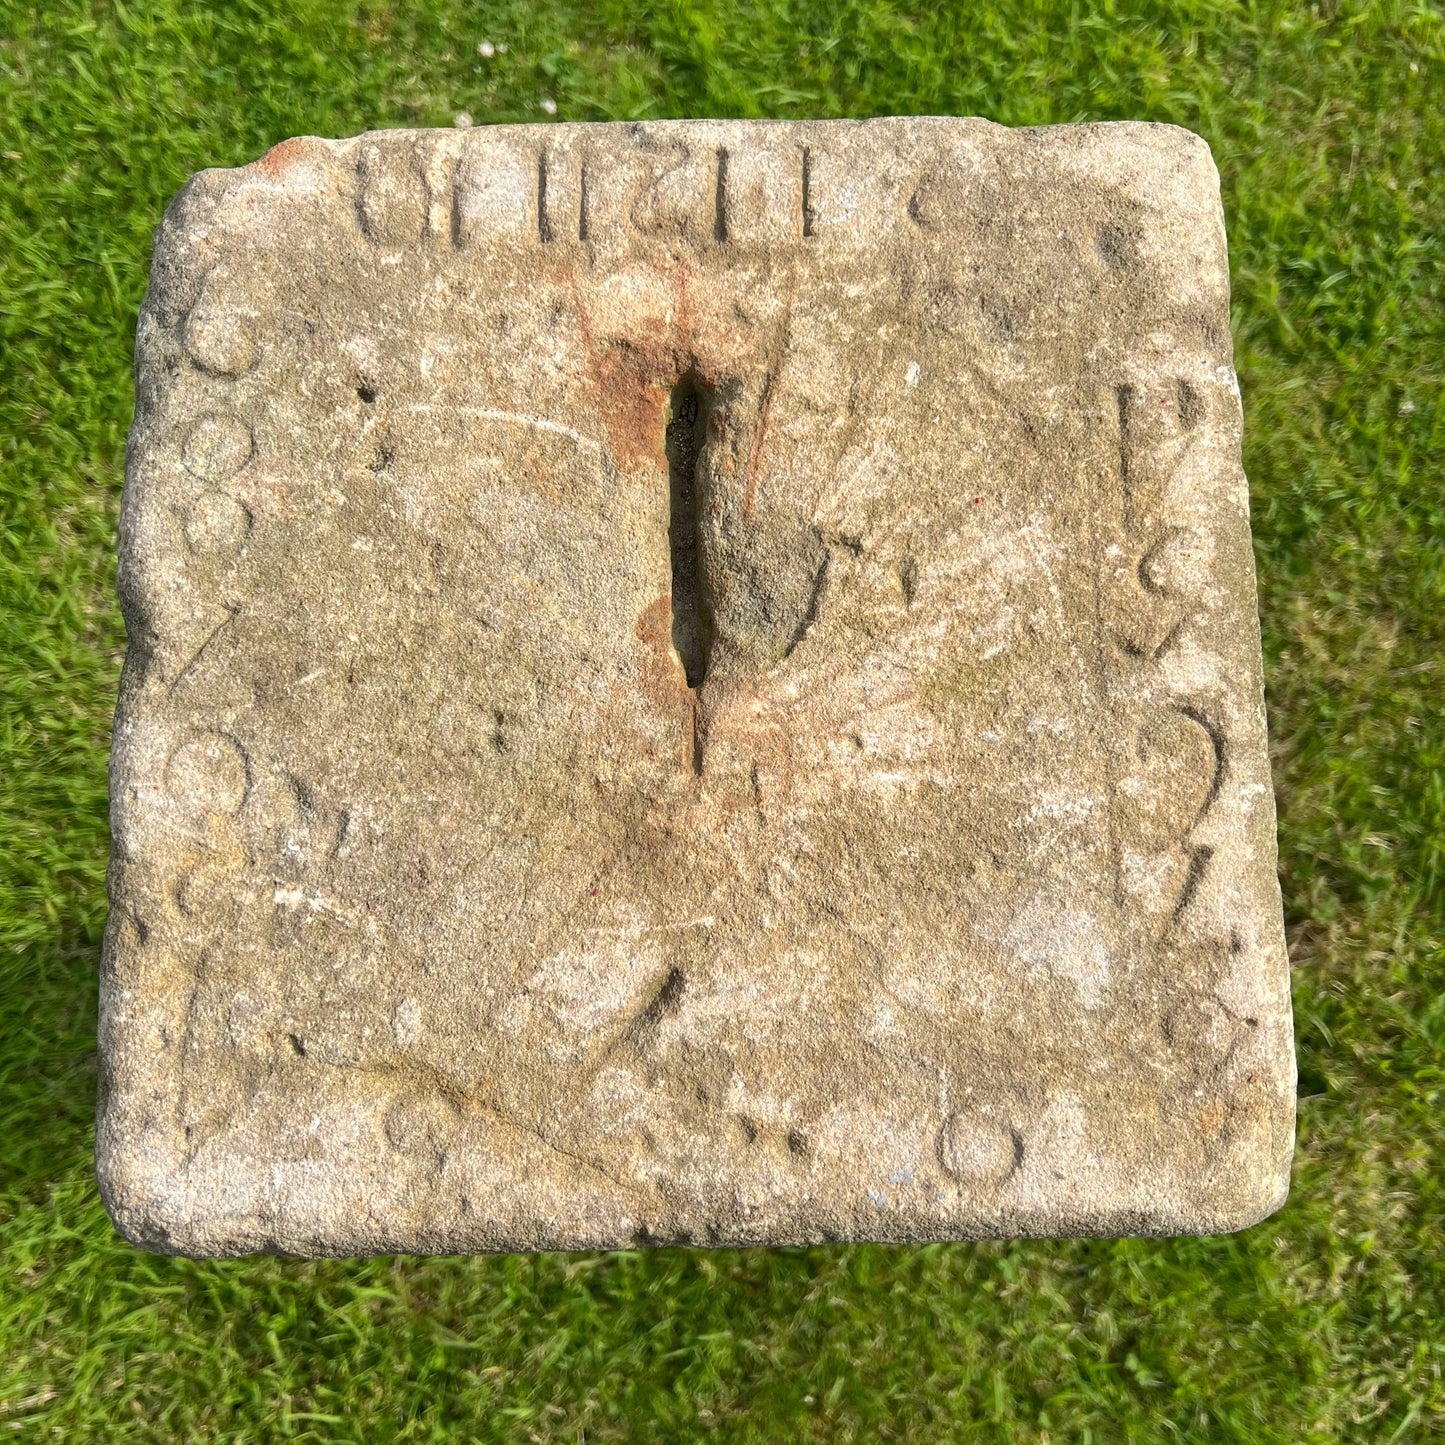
[666,372,715,689]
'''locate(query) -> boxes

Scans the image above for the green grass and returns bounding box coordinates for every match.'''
[1,0,1442,1438]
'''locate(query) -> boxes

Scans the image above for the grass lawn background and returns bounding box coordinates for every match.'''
[1,1,1442,1439]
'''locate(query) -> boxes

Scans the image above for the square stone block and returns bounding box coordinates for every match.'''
[101,117,1295,1257]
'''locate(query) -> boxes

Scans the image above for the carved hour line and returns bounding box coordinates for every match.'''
[537,152,552,243]
[578,161,590,241]
[714,148,729,243]
[742,368,777,518]
[782,552,829,659]
[622,966,686,1050]
[801,146,815,238]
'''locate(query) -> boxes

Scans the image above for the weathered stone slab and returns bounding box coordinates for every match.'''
[101,117,1295,1257]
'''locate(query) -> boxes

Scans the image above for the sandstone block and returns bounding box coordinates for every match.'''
[101,118,1294,1256]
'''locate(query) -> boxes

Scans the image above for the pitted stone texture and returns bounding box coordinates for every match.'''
[101,117,1294,1257]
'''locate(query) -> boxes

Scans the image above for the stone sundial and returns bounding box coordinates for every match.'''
[100,117,1295,1256]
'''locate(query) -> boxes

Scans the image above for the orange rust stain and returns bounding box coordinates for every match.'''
[634,595,680,689]
[561,252,731,475]
[670,252,697,351]
[255,137,311,181]
[593,342,677,472]
[1198,1100,1227,1139]
[561,268,665,473]
[669,254,732,400]
[742,371,777,519]
[634,595,688,705]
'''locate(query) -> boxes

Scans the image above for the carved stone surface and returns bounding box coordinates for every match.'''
[101,118,1295,1257]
